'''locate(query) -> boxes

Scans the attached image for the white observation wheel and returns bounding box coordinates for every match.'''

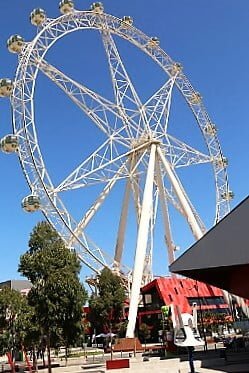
[1,2,232,338]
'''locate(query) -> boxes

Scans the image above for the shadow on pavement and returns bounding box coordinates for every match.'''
[178,347,249,372]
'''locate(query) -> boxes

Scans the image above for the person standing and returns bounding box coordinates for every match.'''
[187,346,195,373]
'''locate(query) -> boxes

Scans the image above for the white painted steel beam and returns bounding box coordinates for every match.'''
[155,154,175,266]
[114,175,131,269]
[126,143,157,338]
[157,146,203,240]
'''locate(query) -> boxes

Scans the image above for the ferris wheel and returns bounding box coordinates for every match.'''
[0,1,233,337]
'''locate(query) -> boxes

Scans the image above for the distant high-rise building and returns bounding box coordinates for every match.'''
[0,279,31,296]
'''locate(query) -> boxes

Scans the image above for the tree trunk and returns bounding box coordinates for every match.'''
[47,335,52,373]
[42,349,45,368]
[65,345,68,366]
[32,346,38,373]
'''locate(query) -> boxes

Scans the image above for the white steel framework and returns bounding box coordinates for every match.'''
[8,8,231,337]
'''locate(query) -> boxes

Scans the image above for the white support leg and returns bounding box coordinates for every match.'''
[155,155,175,266]
[114,177,131,270]
[126,144,157,338]
[157,147,203,240]
[130,154,142,224]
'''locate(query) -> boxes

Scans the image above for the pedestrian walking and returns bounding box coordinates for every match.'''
[187,346,195,373]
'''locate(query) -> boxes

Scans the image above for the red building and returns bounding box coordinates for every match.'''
[138,276,231,342]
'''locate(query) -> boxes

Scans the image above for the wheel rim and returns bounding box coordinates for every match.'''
[12,10,230,275]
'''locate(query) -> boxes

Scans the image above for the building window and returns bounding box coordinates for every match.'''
[144,294,152,304]
[187,296,225,306]
[174,287,178,295]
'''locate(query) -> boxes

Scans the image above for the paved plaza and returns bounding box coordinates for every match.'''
[35,353,249,373]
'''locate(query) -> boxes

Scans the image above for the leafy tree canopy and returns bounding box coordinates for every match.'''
[88,268,126,333]
[18,221,87,350]
[0,287,32,354]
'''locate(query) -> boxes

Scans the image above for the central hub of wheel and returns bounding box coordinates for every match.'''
[131,133,160,150]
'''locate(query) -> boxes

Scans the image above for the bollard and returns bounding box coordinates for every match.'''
[219,348,227,361]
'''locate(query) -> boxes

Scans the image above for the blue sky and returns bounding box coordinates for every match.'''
[0,0,249,283]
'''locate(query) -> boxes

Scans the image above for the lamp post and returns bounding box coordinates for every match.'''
[195,281,207,351]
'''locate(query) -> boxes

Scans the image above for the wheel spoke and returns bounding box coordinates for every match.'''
[144,76,176,134]
[35,57,138,140]
[39,186,112,272]
[101,30,148,136]
[55,138,152,192]
[68,162,128,247]
[55,138,127,192]
[162,134,211,168]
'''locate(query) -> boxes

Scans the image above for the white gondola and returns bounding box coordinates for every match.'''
[30,8,47,26]
[221,190,234,200]
[59,0,74,14]
[120,16,133,28]
[169,62,183,75]
[7,35,24,54]
[0,79,13,97]
[90,2,104,14]
[147,37,160,48]
[0,135,18,153]
[21,195,41,212]
[190,92,202,105]
[204,123,217,136]
[214,156,228,168]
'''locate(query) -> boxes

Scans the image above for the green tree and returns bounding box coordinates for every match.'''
[0,287,32,363]
[88,268,126,334]
[116,320,128,338]
[18,221,87,373]
[139,323,151,347]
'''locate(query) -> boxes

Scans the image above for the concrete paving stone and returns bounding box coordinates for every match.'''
[36,355,249,373]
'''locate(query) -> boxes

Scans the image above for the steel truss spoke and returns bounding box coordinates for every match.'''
[162,134,211,168]
[68,162,127,247]
[55,138,126,192]
[144,76,176,134]
[28,181,118,274]
[55,139,151,192]
[41,187,132,276]
[35,57,137,141]
[101,30,148,136]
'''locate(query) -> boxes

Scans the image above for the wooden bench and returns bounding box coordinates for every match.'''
[112,337,144,353]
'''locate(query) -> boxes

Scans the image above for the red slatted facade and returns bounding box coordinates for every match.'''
[143,277,228,313]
